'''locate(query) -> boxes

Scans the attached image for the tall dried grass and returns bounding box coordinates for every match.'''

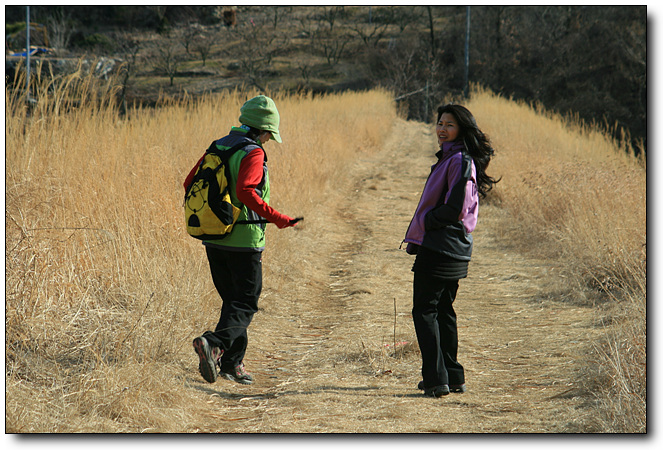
[466,87,646,432]
[5,64,396,432]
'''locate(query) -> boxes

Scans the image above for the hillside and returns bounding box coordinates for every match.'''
[5,5,647,150]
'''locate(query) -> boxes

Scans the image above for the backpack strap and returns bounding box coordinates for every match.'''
[207,139,261,161]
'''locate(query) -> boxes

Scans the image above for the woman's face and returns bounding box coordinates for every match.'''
[436,112,460,146]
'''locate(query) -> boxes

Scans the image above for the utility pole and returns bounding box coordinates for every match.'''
[26,6,31,103]
[464,6,470,98]
[426,6,435,122]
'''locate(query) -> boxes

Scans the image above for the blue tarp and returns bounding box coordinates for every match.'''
[10,47,50,57]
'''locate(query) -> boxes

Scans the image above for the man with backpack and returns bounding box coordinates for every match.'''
[186,95,299,385]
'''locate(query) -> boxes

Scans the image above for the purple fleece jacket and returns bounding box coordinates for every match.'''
[403,141,478,255]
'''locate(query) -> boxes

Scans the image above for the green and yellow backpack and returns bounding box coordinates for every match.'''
[184,141,262,240]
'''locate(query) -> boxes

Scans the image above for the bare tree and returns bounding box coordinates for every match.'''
[319,6,345,32]
[154,40,182,86]
[231,24,287,92]
[311,27,352,66]
[46,9,75,55]
[179,22,200,56]
[115,32,141,114]
[392,6,420,33]
[350,6,391,48]
[265,6,293,30]
[299,7,353,67]
[298,63,312,89]
[193,31,215,67]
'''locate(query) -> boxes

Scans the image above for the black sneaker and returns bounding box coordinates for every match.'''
[424,384,450,397]
[192,336,217,383]
[419,380,466,393]
[220,362,254,385]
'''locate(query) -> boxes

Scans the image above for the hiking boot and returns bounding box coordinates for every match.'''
[220,362,254,385]
[424,384,450,397]
[192,336,217,383]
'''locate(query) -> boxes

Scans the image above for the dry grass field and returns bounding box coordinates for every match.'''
[467,89,646,433]
[4,66,645,434]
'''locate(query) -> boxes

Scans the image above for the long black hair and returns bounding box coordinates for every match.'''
[437,104,500,198]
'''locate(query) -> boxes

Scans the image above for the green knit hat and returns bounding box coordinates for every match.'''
[239,95,282,143]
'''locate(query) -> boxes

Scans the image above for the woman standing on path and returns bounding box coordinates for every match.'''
[185,95,299,385]
[403,104,499,398]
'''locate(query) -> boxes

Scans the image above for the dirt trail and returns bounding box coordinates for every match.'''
[188,118,601,433]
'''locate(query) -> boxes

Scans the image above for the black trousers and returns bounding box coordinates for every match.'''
[202,246,262,372]
[412,271,465,388]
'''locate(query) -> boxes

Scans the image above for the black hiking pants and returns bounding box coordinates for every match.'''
[412,272,465,388]
[202,246,262,373]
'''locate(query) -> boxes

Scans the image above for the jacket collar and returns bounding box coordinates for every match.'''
[435,141,465,162]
